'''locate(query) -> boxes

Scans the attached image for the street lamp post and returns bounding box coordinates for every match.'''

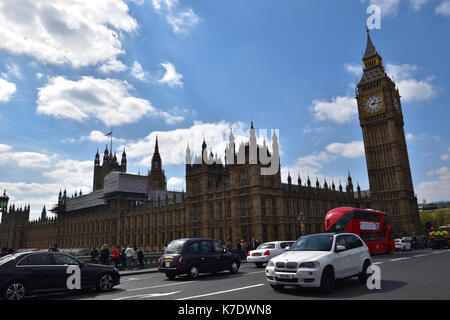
[297,212,305,237]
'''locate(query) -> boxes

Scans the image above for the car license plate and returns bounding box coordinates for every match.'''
[165,258,173,262]
[165,262,171,267]
[253,253,261,256]
[278,273,293,279]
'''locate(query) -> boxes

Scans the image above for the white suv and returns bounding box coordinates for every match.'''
[265,233,371,293]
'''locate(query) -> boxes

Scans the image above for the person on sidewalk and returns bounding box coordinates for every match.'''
[90,247,99,264]
[100,244,110,265]
[112,245,120,268]
[137,246,144,268]
[125,245,135,270]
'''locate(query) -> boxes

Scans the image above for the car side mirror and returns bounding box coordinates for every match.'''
[285,246,290,251]
[79,261,87,268]
[335,245,346,252]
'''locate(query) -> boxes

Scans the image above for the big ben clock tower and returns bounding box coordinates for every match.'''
[356,29,421,233]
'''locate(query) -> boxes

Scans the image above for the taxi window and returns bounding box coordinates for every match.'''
[188,242,200,253]
[199,241,212,253]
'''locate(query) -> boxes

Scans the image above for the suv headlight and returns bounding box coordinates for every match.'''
[298,261,320,269]
[268,260,275,267]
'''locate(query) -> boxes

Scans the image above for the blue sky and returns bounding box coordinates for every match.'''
[0,0,449,220]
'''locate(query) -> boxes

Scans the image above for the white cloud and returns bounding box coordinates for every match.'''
[416,167,450,202]
[6,63,22,80]
[167,177,185,190]
[131,61,149,82]
[123,121,254,167]
[0,0,138,68]
[98,59,128,73]
[436,0,450,16]
[309,96,357,124]
[0,144,12,152]
[158,62,183,88]
[36,76,183,126]
[409,0,430,11]
[0,151,53,168]
[406,133,417,142]
[151,0,200,34]
[326,141,365,158]
[79,130,126,144]
[364,0,401,17]
[386,64,437,102]
[0,77,16,102]
[344,63,362,77]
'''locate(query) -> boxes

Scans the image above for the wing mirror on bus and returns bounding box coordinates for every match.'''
[335,245,346,252]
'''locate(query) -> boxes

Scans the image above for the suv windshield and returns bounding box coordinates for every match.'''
[290,234,334,252]
[166,240,187,254]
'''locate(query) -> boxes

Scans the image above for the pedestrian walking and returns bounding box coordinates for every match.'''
[100,244,110,265]
[132,245,138,269]
[90,247,99,264]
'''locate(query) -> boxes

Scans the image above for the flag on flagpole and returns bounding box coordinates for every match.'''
[105,131,112,136]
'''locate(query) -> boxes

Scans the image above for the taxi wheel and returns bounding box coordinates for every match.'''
[320,267,335,294]
[229,261,239,274]
[97,273,114,292]
[188,266,199,280]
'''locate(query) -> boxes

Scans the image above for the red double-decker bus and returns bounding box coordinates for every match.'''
[324,207,395,255]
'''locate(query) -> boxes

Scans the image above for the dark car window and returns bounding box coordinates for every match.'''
[53,254,80,265]
[344,235,363,249]
[188,242,200,253]
[214,241,223,253]
[18,253,52,266]
[0,254,15,266]
[280,242,289,249]
[199,241,212,253]
[335,235,347,249]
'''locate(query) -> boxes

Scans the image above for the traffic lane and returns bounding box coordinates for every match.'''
[41,263,265,300]
[170,249,450,300]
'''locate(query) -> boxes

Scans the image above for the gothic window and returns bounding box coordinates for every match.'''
[210,203,214,220]
[227,200,232,218]
[240,198,250,217]
[261,197,266,217]
[218,202,223,219]
[239,169,248,185]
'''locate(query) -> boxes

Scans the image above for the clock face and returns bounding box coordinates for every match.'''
[364,95,383,113]
[394,96,400,111]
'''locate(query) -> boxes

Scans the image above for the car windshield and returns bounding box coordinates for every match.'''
[0,254,15,266]
[290,234,334,252]
[257,243,275,249]
[166,240,187,254]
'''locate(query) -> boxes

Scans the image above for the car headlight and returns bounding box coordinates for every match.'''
[268,260,275,267]
[298,261,320,269]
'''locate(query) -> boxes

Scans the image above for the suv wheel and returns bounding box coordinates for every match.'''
[229,261,239,274]
[97,273,114,292]
[358,260,371,283]
[320,267,335,294]
[3,281,27,301]
[188,266,199,280]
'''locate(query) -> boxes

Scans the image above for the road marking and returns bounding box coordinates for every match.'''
[372,262,383,265]
[244,271,266,275]
[126,281,198,292]
[412,253,431,258]
[176,283,266,300]
[432,251,446,254]
[389,257,410,262]
[114,291,182,300]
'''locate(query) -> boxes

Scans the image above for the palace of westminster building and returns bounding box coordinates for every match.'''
[0,31,421,251]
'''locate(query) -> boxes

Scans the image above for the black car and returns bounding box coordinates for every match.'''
[158,238,240,280]
[0,251,120,300]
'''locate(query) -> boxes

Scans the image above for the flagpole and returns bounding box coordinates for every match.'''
[110,129,113,155]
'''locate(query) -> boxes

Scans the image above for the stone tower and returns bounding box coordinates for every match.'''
[93,146,127,191]
[148,136,167,190]
[356,29,420,233]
